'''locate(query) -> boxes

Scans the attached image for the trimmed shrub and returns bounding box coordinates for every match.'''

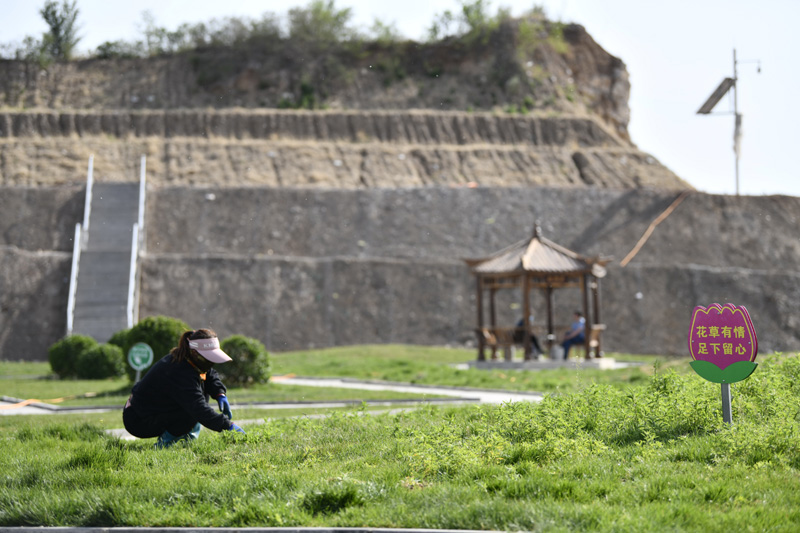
[48,335,98,379]
[219,335,271,386]
[107,328,129,350]
[123,315,189,381]
[76,343,126,379]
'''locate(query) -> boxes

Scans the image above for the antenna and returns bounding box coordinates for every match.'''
[696,49,761,196]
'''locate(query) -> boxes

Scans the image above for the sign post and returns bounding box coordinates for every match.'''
[127,342,154,382]
[687,303,758,424]
[720,383,732,424]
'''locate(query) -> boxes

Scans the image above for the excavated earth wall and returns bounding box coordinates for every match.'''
[2,185,799,361]
[0,110,688,190]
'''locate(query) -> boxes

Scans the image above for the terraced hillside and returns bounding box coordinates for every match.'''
[0,109,688,189]
[0,20,689,190]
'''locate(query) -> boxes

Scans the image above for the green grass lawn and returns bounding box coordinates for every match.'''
[2,353,800,530]
[0,360,50,376]
[271,344,686,393]
[2,345,680,411]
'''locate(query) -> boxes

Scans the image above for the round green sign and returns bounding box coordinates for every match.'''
[128,342,154,371]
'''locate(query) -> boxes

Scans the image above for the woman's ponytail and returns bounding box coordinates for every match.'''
[170,330,194,362]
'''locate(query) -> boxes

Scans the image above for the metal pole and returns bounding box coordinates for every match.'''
[721,382,732,424]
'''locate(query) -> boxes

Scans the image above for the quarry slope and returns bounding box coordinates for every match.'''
[0,20,689,190]
[0,109,689,190]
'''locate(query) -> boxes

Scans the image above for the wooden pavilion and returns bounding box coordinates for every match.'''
[465,224,611,362]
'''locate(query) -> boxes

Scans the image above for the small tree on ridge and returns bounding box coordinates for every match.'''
[40,0,81,61]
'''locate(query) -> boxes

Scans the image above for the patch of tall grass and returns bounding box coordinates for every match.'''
[2,354,800,530]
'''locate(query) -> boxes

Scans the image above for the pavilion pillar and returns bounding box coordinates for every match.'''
[592,276,601,326]
[581,274,590,359]
[489,287,498,360]
[545,284,554,356]
[489,288,497,327]
[476,275,485,361]
[522,274,532,360]
[592,276,603,357]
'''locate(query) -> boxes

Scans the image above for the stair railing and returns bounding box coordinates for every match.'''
[81,155,94,250]
[138,155,146,245]
[127,223,139,328]
[66,223,81,336]
[126,155,147,328]
[67,156,93,335]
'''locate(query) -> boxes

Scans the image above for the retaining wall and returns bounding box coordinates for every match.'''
[2,185,798,360]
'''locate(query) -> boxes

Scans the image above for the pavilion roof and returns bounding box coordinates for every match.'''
[466,226,610,276]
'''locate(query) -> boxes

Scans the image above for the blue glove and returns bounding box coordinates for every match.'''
[227,423,245,434]
[217,395,232,419]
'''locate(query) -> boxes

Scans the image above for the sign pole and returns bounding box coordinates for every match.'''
[721,382,732,424]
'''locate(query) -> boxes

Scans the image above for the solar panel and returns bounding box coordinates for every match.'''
[697,77,735,114]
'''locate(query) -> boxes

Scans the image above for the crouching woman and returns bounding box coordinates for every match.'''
[123,328,245,448]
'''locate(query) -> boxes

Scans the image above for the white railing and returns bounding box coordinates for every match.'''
[66,223,82,335]
[126,155,147,327]
[81,156,94,250]
[67,156,94,335]
[127,223,139,328]
[138,155,146,235]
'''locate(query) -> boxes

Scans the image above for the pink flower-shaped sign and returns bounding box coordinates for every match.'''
[688,303,758,383]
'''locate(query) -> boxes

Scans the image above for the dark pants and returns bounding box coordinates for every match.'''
[530,334,543,354]
[123,405,197,439]
[513,330,543,354]
[562,335,586,359]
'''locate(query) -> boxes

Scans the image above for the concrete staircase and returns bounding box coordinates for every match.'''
[71,182,140,342]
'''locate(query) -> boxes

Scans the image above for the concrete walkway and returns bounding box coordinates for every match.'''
[278,376,544,404]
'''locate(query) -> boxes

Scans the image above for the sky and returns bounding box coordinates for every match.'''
[1,0,797,198]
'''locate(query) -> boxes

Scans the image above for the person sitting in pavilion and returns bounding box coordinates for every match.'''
[560,311,586,359]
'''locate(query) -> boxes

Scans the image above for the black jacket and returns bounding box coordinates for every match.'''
[129,353,232,432]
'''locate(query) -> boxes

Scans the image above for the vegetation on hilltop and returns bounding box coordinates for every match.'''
[1,1,595,118]
[2,0,562,62]
[3,0,81,64]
